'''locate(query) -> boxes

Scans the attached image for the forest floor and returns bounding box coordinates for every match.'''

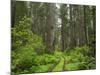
[51,56,67,72]
[12,46,96,74]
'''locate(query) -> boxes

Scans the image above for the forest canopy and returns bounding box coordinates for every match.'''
[11,1,96,74]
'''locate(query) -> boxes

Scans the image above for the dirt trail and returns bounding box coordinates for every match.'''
[52,57,65,72]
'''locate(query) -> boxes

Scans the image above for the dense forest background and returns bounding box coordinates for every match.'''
[11,1,96,74]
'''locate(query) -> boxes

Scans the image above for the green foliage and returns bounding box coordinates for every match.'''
[12,15,45,53]
[11,46,36,73]
[12,16,32,50]
[64,46,96,70]
[65,63,80,70]
[11,16,46,74]
[43,54,59,64]
[32,56,44,66]
[30,64,53,73]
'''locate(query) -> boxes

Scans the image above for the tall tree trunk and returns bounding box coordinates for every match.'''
[60,4,68,51]
[69,5,76,48]
[45,4,56,54]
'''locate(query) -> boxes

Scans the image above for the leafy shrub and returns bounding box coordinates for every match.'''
[43,54,59,64]
[11,16,46,74]
[79,57,96,69]
[12,16,31,50]
[11,46,36,73]
[30,64,52,73]
[12,15,45,52]
[32,55,44,66]
[66,63,80,70]
[64,45,96,70]
[74,45,90,56]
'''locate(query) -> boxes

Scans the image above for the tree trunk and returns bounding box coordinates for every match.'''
[45,4,56,54]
